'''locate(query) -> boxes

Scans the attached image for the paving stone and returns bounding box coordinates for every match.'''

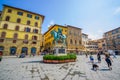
[0,55,120,80]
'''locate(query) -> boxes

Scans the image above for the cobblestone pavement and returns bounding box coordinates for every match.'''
[0,55,120,80]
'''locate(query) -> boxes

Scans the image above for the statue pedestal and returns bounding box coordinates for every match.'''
[53,44,67,55]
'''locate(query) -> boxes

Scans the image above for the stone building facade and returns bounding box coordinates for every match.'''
[43,24,84,53]
[104,27,120,50]
[0,5,44,55]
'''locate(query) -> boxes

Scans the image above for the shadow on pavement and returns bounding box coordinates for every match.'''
[99,69,110,71]
[22,60,44,64]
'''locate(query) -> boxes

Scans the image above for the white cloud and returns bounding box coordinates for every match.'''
[114,7,120,15]
[88,30,103,40]
[47,20,54,28]
[88,34,100,40]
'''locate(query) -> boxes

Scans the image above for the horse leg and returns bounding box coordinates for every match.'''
[55,40,57,45]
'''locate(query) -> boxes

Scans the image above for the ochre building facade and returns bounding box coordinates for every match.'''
[0,5,44,55]
[104,27,120,50]
[43,24,84,53]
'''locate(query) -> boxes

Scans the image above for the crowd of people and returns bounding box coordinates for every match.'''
[87,50,116,71]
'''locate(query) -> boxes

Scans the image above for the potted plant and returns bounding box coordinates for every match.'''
[43,53,77,63]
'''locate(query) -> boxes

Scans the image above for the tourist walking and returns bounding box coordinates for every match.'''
[0,51,3,62]
[97,51,101,63]
[85,51,88,58]
[92,62,99,71]
[105,53,113,70]
[89,53,94,63]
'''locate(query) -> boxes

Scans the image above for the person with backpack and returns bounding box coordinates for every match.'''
[105,53,113,70]
[89,53,94,63]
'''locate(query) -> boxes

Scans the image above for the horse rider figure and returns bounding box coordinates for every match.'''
[57,28,63,40]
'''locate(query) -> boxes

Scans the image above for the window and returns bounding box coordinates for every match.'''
[116,29,119,33]
[70,39,72,44]
[25,27,31,32]
[35,16,39,20]
[1,32,6,38]
[112,31,115,34]
[75,40,77,44]
[25,34,28,39]
[27,14,32,18]
[117,35,120,39]
[17,12,23,16]
[8,9,12,13]
[3,24,8,29]
[32,36,37,40]
[15,26,19,31]
[32,41,37,44]
[69,31,71,34]
[35,22,38,27]
[16,18,21,23]
[27,20,31,25]
[23,34,28,43]
[13,40,16,43]
[79,40,81,44]
[0,39,4,42]
[33,29,38,33]
[13,33,18,39]
[5,16,10,21]
[23,40,28,44]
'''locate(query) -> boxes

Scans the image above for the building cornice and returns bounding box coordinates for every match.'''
[3,4,45,24]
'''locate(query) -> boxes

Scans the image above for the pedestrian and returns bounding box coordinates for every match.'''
[92,62,99,71]
[89,53,94,63]
[112,50,117,58]
[0,51,3,62]
[85,51,88,58]
[97,51,101,63]
[105,53,113,70]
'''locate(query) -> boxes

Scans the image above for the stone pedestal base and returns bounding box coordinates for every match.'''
[53,45,67,55]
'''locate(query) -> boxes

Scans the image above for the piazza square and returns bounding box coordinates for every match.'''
[0,55,120,80]
[0,0,120,80]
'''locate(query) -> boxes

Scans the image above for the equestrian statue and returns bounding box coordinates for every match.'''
[51,28,66,45]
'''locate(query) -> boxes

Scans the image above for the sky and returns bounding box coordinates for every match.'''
[0,0,120,40]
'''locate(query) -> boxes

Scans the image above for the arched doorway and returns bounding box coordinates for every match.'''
[0,46,4,51]
[21,47,28,55]
[10,47,17,55]
[31,47,36,55]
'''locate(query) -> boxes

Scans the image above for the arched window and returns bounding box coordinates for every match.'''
[3,24,8,29]
[13,33,18,39]
[0,46,4,50]
[79,40,81,44]
[16,18,21,23]
[1,32,6,38]
[75,40,77,44]
[15,26,19,31]
[35,22,38,27]
[25,27,31,32]
[5,16,10,21]
[27,20,30,25]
